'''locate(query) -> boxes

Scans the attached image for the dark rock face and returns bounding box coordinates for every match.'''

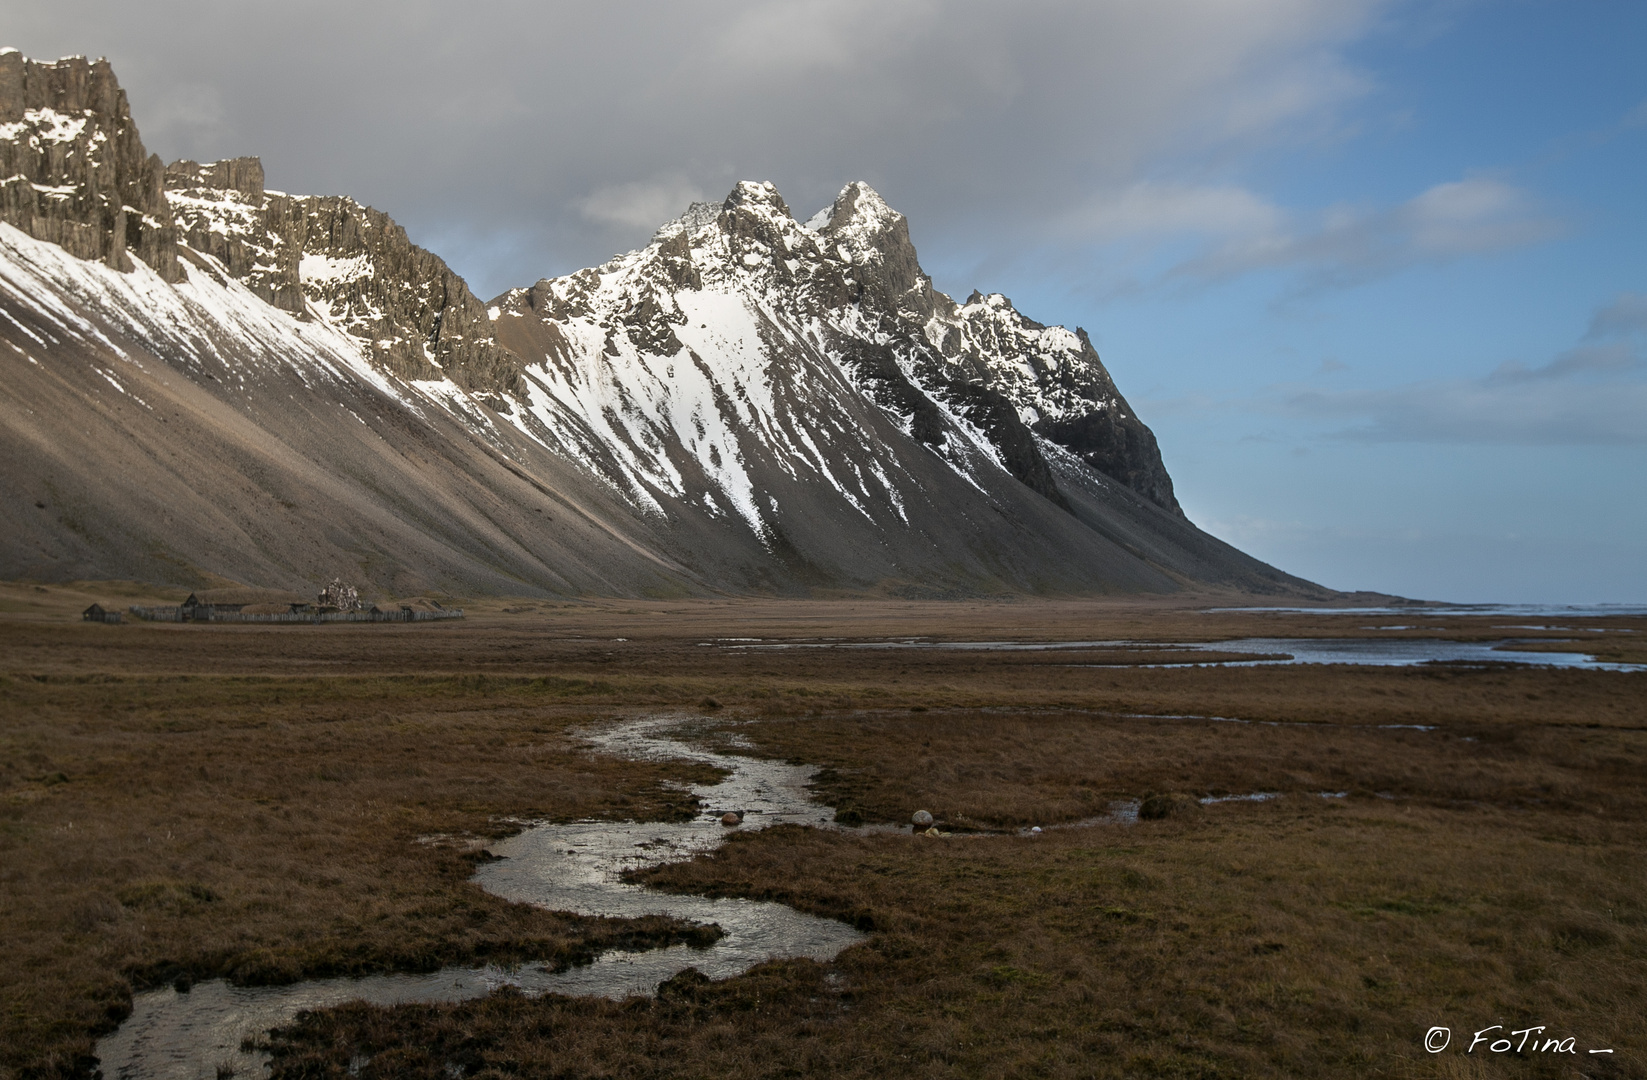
[1035,394,1180,514]
[0,51,179,281]
[164,158,522,395]
[808,183,1180,515]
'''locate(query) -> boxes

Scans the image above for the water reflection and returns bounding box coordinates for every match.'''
[718,636,1643,670]
[1162,637,1644,670]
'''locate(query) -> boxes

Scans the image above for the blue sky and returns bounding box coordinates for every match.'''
[920,1,1647,602]
[11,0,1646,602]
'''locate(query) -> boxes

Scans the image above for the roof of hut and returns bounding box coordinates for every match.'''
[183,588,307,607]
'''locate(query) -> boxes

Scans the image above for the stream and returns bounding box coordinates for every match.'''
[94,715,867,1080]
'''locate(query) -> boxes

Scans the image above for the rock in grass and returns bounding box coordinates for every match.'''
[911,809,934,827]
[720,812,742,826]
[1139,792,1202,820]
[658,967,712,1000]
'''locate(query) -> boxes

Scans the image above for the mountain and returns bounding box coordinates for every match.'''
[0,50,1328,599]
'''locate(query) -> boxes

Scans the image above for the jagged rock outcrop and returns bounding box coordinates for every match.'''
[498,180,1179,518]
[0,49,179,281]
[808,182,1180,514]
[164,157,522,396]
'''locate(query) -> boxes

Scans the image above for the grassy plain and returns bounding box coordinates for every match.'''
[1,582,1643,1079]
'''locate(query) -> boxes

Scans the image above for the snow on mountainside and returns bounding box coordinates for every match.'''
[0,216,699,595]
[0,50,1326,597]
[492,179,1180,540]
[162,157,522,398]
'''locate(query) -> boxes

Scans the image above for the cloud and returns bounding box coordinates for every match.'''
[3,0,1394,294]
[1585,291,1647,338]
[1050,176,1559,296]
[1178,178,1561,285]
[1064,183,1284,242]
[1489,343,1642,384]
[579,175,709,231]
[1276,293,1647,444]
[1281,379,1647,445]
[136,81,228,159]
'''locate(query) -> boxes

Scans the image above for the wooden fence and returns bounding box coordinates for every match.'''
[127,606,463,624]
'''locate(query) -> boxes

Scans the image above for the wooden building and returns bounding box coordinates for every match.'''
[180,588,308,617]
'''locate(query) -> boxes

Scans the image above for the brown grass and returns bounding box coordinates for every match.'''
[1,586,1642,1079]
[0,675,720,1079]
[713,698,1647,829]
[264,803,1646,1079]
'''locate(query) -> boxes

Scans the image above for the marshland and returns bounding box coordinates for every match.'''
[2,582,1643,1079]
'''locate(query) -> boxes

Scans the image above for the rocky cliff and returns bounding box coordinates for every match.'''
[0,53,517,397]
[808,182,1180,514]
[0,49,179,281]
[165,157,522,396]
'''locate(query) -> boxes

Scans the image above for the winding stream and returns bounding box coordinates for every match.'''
[94,715,867,1080]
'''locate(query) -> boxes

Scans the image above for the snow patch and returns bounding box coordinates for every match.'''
[299,252,374,286]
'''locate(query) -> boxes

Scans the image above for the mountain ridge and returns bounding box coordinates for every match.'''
[0,51,1331,600]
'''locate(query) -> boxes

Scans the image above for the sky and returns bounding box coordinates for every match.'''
[8,0,1645,603]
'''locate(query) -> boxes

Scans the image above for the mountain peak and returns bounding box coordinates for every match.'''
[657,200,723,237]
[806,181,900,240]
[723,180,792,218]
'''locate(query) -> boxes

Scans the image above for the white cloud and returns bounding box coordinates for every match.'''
[711,0,943,73]
[1179,178,1561,285]
[1275,293,1647,444]
[1281,379,1647,445]
[1065,183,1284,242]
[1054,176,1560,294]
[578,175,709,231]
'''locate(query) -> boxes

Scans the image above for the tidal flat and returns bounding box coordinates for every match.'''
[1,584,1643,1079]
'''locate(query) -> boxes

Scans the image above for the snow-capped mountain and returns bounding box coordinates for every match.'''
[0,50,1323,598]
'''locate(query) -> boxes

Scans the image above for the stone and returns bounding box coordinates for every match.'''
[720,812,742,827]
[911,809,933,827]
